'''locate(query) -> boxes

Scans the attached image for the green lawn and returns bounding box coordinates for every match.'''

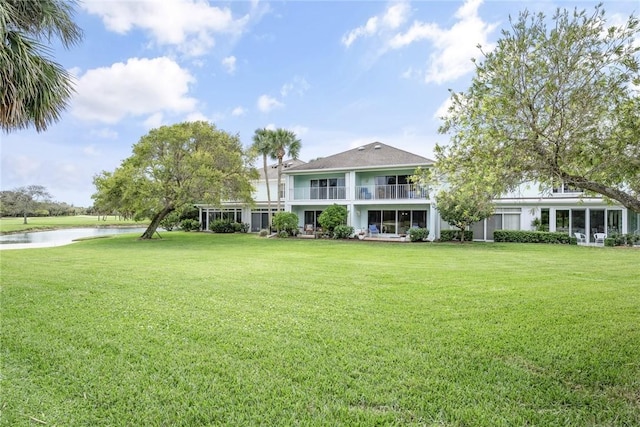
[0,215,147,234]
[1,233,639,426]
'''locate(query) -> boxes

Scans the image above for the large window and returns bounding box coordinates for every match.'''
[608,210,622,234]
[556,210,570,233]
[367,210,427,234]
[304,210,323,229]
[310,178,345,200]
[471,209,520,240]
[374,175,409,199]
[250,208,279,232]
[571,209,586,235]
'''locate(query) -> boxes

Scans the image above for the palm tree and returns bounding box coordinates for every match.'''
[269,128,301,212]
[251,128,274,228]
[1,0,83,132]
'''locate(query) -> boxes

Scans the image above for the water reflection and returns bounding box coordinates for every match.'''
[0,227,148,248]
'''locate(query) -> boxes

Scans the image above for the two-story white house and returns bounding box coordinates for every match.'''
[197,142,639,243]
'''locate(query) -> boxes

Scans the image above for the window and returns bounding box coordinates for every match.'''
[304,210,323,229]
[367,210,427,234]
[552,181,583,194]
[608,210,622,234]
[541,208,550,231]
[556,210,569,232]
[374,174,409,199]
[310,178,345,200]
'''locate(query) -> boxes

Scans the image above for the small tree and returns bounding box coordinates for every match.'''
[435,187,494,242]
[7,185,53,224]
[272,212,299,235]
[318,204,348,236]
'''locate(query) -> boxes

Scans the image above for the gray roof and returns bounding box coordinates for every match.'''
[256,159,306,179]
[286,142,434,172]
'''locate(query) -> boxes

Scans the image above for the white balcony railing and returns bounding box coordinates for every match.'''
[290,184,428,201]
[356,184,428,200]
[292,186,348,201]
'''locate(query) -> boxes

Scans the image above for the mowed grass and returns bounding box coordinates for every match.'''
[0,215,147,234]
[1,233,639,426]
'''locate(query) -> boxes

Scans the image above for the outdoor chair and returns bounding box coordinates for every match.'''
[369,224,380,238]
[304,224,314,235]
[594,232,606,245]
[574,232,586,244]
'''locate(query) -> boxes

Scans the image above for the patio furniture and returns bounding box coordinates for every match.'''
[304,224,314,235]
[574,232,586,244]
[594,233,607,245]
[368,224,380,238]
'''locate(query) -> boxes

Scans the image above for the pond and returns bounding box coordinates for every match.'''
[0,227,149,250]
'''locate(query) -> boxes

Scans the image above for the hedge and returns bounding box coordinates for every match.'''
[493,230,571,244]
[440,230,473,242]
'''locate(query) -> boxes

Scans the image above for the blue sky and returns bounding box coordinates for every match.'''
[1,0,638,207]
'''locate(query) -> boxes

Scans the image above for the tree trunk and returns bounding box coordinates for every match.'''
[23,210,27,224]
[140,205,174,239]
[263,154,272,230]
[276,154,283,212]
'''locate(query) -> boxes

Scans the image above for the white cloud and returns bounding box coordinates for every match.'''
[89,128,118,139]
[280,76,310,97]
[82,145,102,157]
[265,123,276,131]
[257,95,284,113]
[82,0,250,57]
[433,97,453,120]
[72,57,197,124]
[185,112,210,122]
[231,106,246,116]
[388,0,498,84]
[144,112,165,129]
[290,125,309,137]
[342,1,410,47]
[222,56,237,74]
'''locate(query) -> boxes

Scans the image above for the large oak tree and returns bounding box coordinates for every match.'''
[436,5,640,213]
[92,121,256,239]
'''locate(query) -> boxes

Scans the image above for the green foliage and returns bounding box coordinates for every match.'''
[318,204,348,234]
[266,128,302,212]
[160,211,180,231]
[278,230,289,238]
[91,121,256,239]
[493,230,571,244]
[333,225,354,239]
[440,230,473,242]
[606,233,640,247]
[259,229,269,237]
[436,4,640,212]
[209,220,236,233]
[1,0,83,132]
[408,227,429,242]
[180,219,200,232]
[435,189,494,242]
[234,222,250,233]
[272,212,299,235]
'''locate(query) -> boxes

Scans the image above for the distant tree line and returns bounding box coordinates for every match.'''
[0,185,86,221]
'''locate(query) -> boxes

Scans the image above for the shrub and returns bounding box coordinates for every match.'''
[333,225,354,239]
[209,220,236,233]
[160,211,180,231]
[180,219,200,232]
[493,230,570,244]
[318,204,348,234]
[605,237,616,247]
[272,212,299,236]
[409,227,429,242]
[278,230,289,238]
[440,230,473,242]
[259,229,269,237]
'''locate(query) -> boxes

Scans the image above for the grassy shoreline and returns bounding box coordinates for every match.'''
[2,233,639,425]
[0,215,148,234]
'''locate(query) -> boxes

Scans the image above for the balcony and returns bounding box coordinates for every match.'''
[292,186,347,201]
[356,184,428,200]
